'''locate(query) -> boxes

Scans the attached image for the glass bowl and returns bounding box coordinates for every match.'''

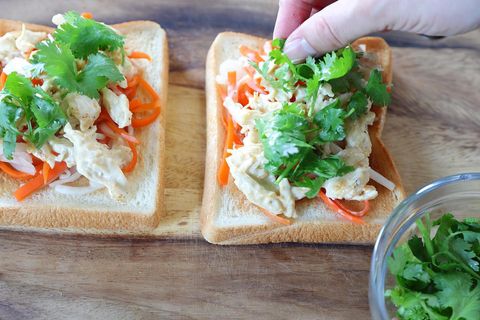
[369,173,480,320]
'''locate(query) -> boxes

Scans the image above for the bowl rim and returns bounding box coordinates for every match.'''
[369,172,480,320]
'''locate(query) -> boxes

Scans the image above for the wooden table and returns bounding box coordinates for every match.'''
[1,1,479,319]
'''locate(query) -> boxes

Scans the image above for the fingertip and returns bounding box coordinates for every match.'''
[284,36,319,62]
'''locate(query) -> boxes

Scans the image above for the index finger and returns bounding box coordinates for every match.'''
[273,0,334,39]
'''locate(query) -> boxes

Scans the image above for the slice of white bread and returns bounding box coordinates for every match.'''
[202,32,405,245]
[0,19,168,232]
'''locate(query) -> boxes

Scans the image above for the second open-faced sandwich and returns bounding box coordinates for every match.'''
[0,12,168,231]
[202,32,405,244]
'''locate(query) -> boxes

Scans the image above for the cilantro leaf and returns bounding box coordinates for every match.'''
[34,40,78,92]
[294,176,324,198]
[387,287,447,320]
[54,11,124,59]
[299,57,322,115]
[402,263,432,287]
[313,99,346,142]
[250,60,296,95]
[28,93,66,148]
[408,235,431,262]
[0,73,67,158]
[77,53,124,98]
[434,272,480,320]
[271,38,286,50]
[450,238,479,272]
[318,47,356,81]
[256,103,352,193]
[34,40,123,98]
[0,99,22,159]
[329,71,364,94]
[345,91,368,119]
[389,244,415,276]
[4,71,36,105]
[292,153,353,198]
[256,104,312,177]
[365,69,391,106]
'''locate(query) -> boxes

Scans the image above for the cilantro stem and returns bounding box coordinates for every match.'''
[434,251,480,281]
[416,215,435,258]
[276,161,296,184]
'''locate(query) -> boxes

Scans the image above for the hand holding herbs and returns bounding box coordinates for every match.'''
[387,213,480,320]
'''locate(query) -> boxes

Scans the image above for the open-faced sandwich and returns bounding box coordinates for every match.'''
[0,12,168,231]
[202,32,405,244]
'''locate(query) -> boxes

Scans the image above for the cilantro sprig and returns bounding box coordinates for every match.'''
[387,213,480,320]
[33,38,123,99]
[245,39,392,196]
[255,102,354,198]
[54,11,124,59]
[0,73,67,159]
[31,11,124,99]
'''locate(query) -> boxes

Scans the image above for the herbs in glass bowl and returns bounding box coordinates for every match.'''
[386,213,480,320]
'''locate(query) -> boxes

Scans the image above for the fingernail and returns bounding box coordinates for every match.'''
[284,38,318,63]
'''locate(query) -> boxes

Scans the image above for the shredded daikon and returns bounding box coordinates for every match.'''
[49,171,82,187]
[98,123,117,139]
[53,181,104,195]
[369,168,395,191]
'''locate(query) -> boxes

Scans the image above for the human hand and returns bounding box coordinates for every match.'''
[273,0,480,62]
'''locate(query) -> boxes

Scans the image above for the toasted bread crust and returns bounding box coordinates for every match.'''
[0,20,169,232]
[201,32,405,245]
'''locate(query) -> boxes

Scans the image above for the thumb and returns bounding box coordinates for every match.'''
[283,0,389,62]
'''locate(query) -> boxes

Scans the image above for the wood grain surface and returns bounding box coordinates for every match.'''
[1,0,479,319]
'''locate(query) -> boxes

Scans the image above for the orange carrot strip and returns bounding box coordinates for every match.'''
[122,141,138,173]
[217,84,227,102]
[218,115,235,186]
[243,66,255,78]
[0,162,34,179]
[332,199,370,217]
[128,51,152,61]
[237,82,253,106]
[14,162,67,201]
[81,12,93,19]
[259,207,292,226]
[131,102,157,113]
[42,162,50,185]
[0,72,7,90]
[239,45,263,63]
[124,86,138,100]
[227,71,237,100]
[138,78,159,102]
[104,118,140,144]
[127,75,140,88]
[132,107,161,128]
[233,122,244,145]
[246,78,267,95]
[318,190,366,224]
[129,98,143,111]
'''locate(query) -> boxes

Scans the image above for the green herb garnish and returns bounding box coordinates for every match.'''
[387,213,480,320]
[248,39,391,194]
[33,40,124,99]
[0,73,67,159]
[54,11,124,59]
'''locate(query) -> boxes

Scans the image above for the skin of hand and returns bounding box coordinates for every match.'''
[274,0,480,62]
